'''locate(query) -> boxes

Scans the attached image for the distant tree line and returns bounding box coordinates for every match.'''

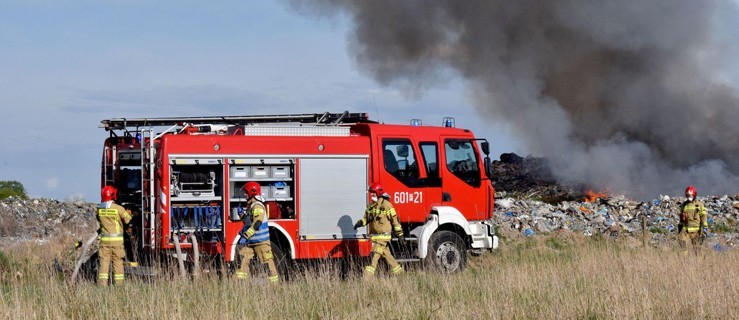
[0,180,27,200]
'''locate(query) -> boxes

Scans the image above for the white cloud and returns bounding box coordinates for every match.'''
[45,177,59,190]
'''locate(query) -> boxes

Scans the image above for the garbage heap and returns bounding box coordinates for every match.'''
[493,193,739,249]
[493,152,581,203]
[0,197,97,247]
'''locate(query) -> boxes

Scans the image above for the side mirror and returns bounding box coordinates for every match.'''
[484,156,492,178]
[481,141,490,155]
[396,145,409,158]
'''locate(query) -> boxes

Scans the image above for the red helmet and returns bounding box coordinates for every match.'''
[241,181,261,198]
[368,182,384,195]
[101,185,117,202]
[685,185,697,197]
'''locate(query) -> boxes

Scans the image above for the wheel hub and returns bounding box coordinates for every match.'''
[435,241,460,271]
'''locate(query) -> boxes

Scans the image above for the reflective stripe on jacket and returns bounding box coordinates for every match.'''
[369,233,392,242]
[239,198,270,245]
[360,197,403,237]
[97,201,132,243]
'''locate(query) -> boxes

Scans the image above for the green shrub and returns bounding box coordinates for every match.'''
[544,237,568,250]
[0,181,27,200]
[494,225,506,242]
[649,226,666,234]
[713,223,732,234]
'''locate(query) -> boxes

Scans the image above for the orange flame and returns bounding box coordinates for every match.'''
[584,189,608,202]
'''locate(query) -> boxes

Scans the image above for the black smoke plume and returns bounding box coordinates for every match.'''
[289,1,739,199]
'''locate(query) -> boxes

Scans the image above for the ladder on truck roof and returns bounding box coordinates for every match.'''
[100,111,372,130]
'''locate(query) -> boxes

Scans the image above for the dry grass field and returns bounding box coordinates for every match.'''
[1,235,738,319]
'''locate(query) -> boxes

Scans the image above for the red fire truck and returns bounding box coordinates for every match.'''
[99,112,498,275]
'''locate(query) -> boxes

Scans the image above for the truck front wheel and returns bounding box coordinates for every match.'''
[425,230,467,273]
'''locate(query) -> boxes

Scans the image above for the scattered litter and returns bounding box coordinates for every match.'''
[493,193,739,248]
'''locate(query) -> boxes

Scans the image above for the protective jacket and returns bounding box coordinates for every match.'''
[679,200,707,233]
[358,197,403,242]
[97,201,132,244]
[239,197,270,245]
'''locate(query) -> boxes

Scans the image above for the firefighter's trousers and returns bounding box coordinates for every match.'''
[678,230,702,255]
[237,242,279,283]
[98,243,125,285]
[364,240,403,279]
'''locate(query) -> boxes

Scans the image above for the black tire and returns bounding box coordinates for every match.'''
[425,230,467,273]
[79,251,99,282]
[270,241,293,281]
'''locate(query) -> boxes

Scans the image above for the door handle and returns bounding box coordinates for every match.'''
[442,192,452,202]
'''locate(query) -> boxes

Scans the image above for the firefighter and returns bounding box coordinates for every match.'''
[678,185,708,254]
[236,181,279,284]
[354,182,405,278]
[96,185,132,286]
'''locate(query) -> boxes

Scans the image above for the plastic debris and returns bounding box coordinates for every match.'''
[491,192,739,248]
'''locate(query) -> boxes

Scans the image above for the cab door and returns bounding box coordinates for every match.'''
[439,138,488,220]
[374,137,432,223]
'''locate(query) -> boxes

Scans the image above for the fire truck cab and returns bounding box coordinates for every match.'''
[100,112,498,275]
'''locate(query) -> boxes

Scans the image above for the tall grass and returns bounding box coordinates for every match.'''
[1,236,738,319]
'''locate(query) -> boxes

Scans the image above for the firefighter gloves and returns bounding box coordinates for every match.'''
[353,220,363,230]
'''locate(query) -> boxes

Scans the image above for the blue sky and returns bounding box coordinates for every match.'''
[0,1,520,201]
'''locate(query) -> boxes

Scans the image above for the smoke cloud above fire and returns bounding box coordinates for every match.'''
[289,1,739,199]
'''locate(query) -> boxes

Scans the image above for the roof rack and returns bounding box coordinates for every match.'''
[100,111,372,131]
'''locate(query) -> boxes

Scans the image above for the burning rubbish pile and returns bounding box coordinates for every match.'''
[492,153,580,203]
[492,153,739,249]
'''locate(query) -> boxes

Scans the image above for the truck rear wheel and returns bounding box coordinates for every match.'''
[425,230,467,273]
[270,241,293,281]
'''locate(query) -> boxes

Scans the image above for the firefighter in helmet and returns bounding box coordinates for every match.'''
[354,182,405,278]
[96,185,132,286]
[678,185,708,254]
[236,181,279,284]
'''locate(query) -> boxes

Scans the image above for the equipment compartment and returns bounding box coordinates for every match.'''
[228,159,296,221]
[170,165,221,199]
